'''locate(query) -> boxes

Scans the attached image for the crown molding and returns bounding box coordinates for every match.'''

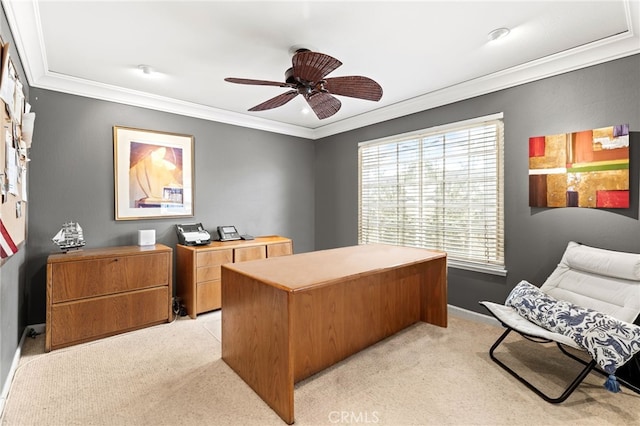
[3,0,639,141]
[34,71,318,139]
[315,0,639,139]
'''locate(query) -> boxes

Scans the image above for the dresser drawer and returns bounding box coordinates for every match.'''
[196,265,222,282]
[50,287,169,349]
[196,280,221,313]
[50,253,170,303]
[267,242,293,257]
[197,249,233,267]
[234,245,266,262]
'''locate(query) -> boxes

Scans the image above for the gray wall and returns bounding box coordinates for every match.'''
[1,8,638,398]
[25,89,315,325]
[315,54,640,313]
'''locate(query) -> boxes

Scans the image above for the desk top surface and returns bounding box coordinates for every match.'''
[222,243,445,292]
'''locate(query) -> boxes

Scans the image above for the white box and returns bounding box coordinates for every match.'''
[138,229,156,246]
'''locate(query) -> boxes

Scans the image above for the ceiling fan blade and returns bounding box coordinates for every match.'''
[306,92,341,119]
[248,90,299,111]
[324,76,383,101]
[292,51,342,82]
[225,77,290,87]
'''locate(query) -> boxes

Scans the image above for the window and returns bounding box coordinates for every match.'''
[358,113,505,275]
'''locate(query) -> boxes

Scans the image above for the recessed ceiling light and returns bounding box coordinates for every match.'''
[301,107,310,115]
[137,64,153,75]
[487,27,510,42]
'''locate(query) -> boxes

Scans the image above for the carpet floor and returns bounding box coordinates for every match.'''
[1,310,638,425]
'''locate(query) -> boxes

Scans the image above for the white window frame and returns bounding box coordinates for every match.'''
[358,113,506,276]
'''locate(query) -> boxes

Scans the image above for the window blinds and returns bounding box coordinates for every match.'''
[358,116,505,274]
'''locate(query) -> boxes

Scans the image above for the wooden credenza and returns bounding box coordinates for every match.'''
[45,244,173,352]
[176,235,292,318]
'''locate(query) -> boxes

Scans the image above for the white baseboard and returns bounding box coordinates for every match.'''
[0,323,45,417]
[448,304,500,327]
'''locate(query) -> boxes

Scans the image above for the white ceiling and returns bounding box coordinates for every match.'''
[3,1,639,139]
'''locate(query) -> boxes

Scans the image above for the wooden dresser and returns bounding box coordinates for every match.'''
[176,235,292,318]
[45,244,173,352]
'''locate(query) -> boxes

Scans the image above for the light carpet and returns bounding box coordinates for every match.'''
[1,311,638,425]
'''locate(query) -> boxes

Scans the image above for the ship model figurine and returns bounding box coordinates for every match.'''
[52,221,86,252]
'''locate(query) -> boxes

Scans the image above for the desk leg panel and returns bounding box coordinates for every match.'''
[221,268,294,424]
[176,247,197,319]
[419,257,448,327]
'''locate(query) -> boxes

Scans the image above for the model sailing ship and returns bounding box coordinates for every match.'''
[52,221,86,252]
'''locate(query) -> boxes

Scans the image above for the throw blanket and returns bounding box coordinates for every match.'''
[505,280,640,391]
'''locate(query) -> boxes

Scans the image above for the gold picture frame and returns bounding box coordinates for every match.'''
[113,126,194,220]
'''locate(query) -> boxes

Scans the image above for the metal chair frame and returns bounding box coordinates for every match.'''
[488,323,640,403]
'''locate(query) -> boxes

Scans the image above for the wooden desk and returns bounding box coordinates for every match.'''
[221,244,447,424]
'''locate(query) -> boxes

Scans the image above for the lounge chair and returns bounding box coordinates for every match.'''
[480,241,640,403]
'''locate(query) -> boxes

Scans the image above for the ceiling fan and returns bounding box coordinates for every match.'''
[225,48,383,120]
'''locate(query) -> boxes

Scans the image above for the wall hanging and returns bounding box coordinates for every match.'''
[0,39,31,261]
[529,124,629,208]
[114,126,194,220]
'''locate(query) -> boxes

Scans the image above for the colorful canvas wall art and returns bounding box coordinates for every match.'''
[529,124,629,208]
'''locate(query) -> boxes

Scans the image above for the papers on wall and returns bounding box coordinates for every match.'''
[5,129,18,196]
[20,168,27,201]
[22,112,35,148]
[0,39,31,256]
[0,61,17,118]
[0,42,27,126]
[13,79,24,125]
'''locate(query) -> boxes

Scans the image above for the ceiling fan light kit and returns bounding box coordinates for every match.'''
[225,49,383,119]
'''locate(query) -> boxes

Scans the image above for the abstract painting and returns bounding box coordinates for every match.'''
[529,124,629,208]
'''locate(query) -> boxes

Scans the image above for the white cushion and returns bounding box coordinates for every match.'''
[540,241,640,323]
[562,241,640,281]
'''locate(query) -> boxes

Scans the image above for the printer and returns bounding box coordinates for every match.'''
[175,223,211,246]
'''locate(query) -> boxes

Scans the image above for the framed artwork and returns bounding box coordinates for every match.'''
[529,124,629,208]
[114,126,194,220]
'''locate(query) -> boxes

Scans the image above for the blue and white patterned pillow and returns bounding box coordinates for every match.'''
[505,280,640,375]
